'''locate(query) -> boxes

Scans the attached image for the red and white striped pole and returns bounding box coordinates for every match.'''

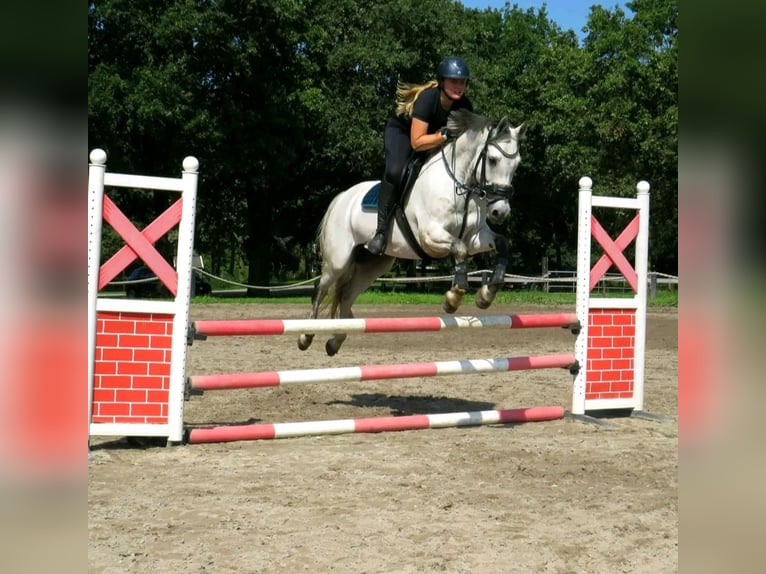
[188,405,566,443]
[189,353,578,392]
[192,313,580,339]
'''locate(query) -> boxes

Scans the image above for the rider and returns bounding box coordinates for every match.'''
[365,56,474,256]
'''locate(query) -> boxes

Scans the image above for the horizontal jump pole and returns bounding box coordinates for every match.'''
[192,313,580,339]
[187,405,566,443]
[189,353,579,392]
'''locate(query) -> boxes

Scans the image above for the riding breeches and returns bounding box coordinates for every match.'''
[382,118,413,192]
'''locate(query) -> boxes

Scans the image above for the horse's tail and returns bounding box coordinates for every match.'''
[316,191,342,267]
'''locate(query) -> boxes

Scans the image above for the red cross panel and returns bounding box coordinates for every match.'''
[92,311,174,425]
[98,195,183,295]
[589,213,640,293]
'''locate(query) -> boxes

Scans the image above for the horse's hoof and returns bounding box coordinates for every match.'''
[297,334,314,351]
[443,289,464,314]
[325,340,339,356]
[475,286,494,309]
[475,297,491,310]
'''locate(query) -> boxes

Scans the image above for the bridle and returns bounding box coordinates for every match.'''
[439,126,518,237]
[440,128,518,203]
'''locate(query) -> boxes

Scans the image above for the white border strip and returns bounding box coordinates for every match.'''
[97,298,178,315]
[588,297,640,310]
[591,196,640,209]
[90,423,170,437]
[580,398,637,411]
[104,172,185,192]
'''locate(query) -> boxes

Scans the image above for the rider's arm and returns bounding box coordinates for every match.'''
[410,118,445,152]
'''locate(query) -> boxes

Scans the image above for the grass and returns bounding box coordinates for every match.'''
[191,288,678,309]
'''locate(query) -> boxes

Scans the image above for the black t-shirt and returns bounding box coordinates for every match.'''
[399,86,474,133]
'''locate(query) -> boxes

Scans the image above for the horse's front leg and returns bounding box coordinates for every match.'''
[444,241,469,314]
[475,231,509,310]
[417,224,468,314]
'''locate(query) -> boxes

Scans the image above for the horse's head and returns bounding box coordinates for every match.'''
[485,116,526,195]
[481,116,526,224]
[445,111,527,225]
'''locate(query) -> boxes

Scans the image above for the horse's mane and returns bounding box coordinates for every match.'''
[446,109,492,137]
[446,109,522,152]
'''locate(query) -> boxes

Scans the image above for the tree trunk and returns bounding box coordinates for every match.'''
[245,188,273,295]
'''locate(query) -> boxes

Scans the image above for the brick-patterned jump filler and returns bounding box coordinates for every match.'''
[572,177,651,415]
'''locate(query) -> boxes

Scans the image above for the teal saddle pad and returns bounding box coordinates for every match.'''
[362,183,380,211]
[361,183,380,211]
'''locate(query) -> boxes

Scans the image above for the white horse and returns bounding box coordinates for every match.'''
[299,109,526,355]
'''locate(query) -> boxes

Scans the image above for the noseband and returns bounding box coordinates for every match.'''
[475,140,517,202]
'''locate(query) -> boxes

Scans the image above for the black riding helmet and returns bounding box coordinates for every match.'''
[436,56,471,82]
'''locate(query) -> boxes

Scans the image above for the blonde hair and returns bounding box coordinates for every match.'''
[395,80,438,117]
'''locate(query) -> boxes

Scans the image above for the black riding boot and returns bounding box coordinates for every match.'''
[366,180,396,255]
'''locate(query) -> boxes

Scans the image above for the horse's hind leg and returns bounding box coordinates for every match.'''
[297,276,331,351]
[325,251,395,356]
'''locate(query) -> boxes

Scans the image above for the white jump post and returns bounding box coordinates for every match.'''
[572,177,650,416]
[88,149,198,444]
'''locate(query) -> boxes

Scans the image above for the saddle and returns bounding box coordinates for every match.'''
[361,155,424,210]
[361,156,431,260]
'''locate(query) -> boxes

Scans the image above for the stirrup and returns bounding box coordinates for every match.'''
[366,232,387,255]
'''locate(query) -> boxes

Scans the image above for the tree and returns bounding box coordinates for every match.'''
[89,0,678,284]
[89,0,312,287]
[582,0,678,272]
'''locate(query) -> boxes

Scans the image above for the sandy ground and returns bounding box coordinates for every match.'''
[89,302,678,573]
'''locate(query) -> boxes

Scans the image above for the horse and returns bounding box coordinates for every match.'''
[298,109,526,356]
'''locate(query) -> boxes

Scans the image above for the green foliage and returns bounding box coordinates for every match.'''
[89,0,678,285]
